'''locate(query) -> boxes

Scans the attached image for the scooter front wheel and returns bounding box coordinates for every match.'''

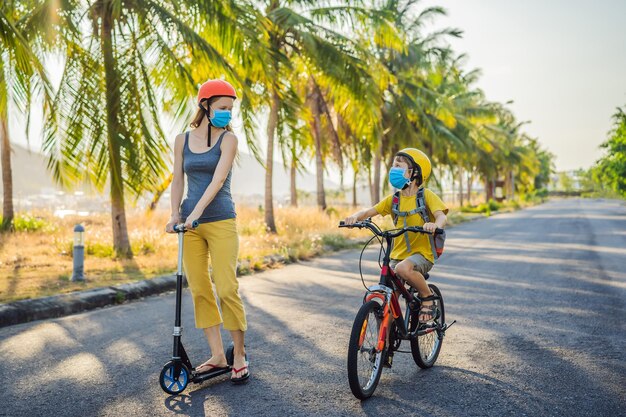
[159,361,190,395]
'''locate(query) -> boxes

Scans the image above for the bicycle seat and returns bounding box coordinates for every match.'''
[423,272,430,280]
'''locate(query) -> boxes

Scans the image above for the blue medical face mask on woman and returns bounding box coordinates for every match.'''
[198,101,232,146]
[210,108,232,128]
[389,167,410,189]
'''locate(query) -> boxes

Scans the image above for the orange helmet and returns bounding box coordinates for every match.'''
[197,79,237,103]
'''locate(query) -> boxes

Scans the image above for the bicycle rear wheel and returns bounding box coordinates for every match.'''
[410,283,445,368]
[347,300,385,399]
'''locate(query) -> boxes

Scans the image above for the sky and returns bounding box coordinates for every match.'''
[421,0,626,171]
[9,0,626,173]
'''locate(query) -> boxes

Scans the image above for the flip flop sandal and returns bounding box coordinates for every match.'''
[195,362,230,375]
[230,364,250,385]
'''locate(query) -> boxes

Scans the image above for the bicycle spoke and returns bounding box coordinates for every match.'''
[349,301,385,398]
[357,309,379,385]
[410,284,445,369]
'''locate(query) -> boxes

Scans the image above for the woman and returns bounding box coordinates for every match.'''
[165,79,249,384]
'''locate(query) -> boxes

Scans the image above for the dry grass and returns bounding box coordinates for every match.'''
[0,206,370,303]
[0,202,491,303]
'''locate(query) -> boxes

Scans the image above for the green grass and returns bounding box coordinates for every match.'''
[0,214,50,232]
[460,199,502,215]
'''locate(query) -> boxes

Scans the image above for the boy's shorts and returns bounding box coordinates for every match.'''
[390,253,433,276]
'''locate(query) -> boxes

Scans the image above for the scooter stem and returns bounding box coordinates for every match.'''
[177,231,184,275]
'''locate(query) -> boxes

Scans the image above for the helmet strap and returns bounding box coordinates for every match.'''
[411,165,423,186]
[198,100,213,147]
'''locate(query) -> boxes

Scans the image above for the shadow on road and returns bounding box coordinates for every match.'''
[1,199,625,416]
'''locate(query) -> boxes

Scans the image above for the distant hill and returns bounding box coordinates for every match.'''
[1,143,340,199]
[0,143,57,195]
[231,152,339,197]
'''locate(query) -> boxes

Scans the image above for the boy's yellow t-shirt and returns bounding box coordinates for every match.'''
[374,188,448,262]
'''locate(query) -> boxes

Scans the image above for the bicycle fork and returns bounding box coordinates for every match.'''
[363,289,401,352]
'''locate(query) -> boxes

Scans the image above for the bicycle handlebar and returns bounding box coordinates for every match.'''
[173,220,199,233]
[338,219,443,237]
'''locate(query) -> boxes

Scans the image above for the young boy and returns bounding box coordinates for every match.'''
[344,148,448,322]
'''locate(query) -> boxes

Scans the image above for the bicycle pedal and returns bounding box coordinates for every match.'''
[442,320,457,332]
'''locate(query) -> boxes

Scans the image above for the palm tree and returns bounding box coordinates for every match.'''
[306,77,329,210]
[363,1,465,202]
[303,54,387,209]
[245,0,386,230]
[0,1,54,231]
[44,0,246,256]
[276,78,309,208]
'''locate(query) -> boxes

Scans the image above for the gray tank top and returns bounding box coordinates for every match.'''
[180,131,236,223]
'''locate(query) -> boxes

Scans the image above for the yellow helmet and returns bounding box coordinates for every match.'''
[396,148,431,186]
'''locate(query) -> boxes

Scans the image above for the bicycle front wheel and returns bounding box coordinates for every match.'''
[411,283,445,368]
[347,300,385,399]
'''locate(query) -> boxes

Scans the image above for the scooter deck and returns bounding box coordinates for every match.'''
[191,366,232,383]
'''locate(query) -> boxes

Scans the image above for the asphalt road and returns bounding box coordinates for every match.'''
[1,198,625,417]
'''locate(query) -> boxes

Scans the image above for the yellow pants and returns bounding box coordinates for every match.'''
[182,218,247,331]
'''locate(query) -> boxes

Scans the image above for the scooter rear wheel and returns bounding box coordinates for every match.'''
[160,361,190,395]
[226,343,235,366]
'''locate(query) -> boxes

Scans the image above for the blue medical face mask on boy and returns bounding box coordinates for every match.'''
[209,108,232,128]
[389,167,410,189]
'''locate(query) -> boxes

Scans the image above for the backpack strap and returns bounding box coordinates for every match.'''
[391,191,401,225]
[392,190,419,253]
[416,188,439,262]
[391,188,440,262]
[415,188,430,222]
[392,191,422,220]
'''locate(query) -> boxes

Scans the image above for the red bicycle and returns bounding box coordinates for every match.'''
[339,219,455,399]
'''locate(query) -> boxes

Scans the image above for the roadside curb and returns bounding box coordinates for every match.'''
[0,211,490,329]
[0,276,179,328]
[0,254,299,329]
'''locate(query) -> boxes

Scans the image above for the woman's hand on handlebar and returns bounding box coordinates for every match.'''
[165,215,180,234]
[184,211,201,230]
[422,222,439,234]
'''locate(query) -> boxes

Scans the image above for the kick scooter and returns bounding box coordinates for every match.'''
[159,221,235,395]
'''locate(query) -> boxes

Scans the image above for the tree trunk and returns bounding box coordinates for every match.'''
[382,144,397,196]
[308,77,326,211]
[503,170,511,200]
[314,144,326,210]
[352,169,358,208]
[372,140,383,203]
[459,166,463,207]
[264,91,279,233]
[0,116,14,231]
[368,166,376,206]
[484,176,493,202]
[102,10,132,257]
[290,159,297,207]
[450,168,456,207]
[510,170,515,200]
[467,172,473,205]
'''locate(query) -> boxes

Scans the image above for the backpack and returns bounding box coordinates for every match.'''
[391,188,446,261]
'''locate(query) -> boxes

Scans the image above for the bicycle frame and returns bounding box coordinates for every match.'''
[363,238,409,347]
[342,219,455,399]
[355,224,442,353]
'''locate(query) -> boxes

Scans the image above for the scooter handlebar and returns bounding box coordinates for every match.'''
[173,220,199,233]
